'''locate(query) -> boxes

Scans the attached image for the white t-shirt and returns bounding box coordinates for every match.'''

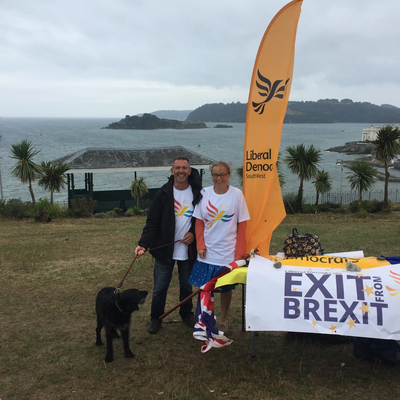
[173,185,194,260]
[193,186,250,265]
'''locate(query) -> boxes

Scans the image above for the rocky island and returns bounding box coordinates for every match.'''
[103,113,206,130]
[327,140,400,181]
[326,141,376,155]
[328,141,400,182]
[214,124,233,128]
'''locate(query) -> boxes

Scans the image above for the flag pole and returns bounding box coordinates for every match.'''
[159,289,201,320]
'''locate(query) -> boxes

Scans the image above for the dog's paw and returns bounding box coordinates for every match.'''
[125,350,135,358]
[104,354,114,363]
[95,340,103,346]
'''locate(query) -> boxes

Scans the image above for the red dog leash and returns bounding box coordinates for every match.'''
[115,239,182,291]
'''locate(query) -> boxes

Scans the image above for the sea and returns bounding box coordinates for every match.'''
[1,117,400,204]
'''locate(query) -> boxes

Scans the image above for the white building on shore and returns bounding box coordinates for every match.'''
[362,126,381,141]
[362,124,400,141]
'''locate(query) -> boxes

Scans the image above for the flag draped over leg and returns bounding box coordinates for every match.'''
[193,260,247,353]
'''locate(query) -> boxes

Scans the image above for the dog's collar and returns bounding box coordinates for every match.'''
[115,300,129,315]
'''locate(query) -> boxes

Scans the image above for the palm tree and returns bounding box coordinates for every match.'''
[131,177,148,207]
[347,161,378,202]
[312,169,332,207]
[284,144,322,210]
[10,139,42,205]
[373,125,400,209]
[236,166,244,188]
[38,161,70,205]
[277,152,285,188]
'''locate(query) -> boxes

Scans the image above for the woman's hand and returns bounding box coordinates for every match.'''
[198,249,207,259]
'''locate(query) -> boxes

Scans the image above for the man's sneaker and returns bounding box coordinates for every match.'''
[181,314,196,328]
[147,319,162,334]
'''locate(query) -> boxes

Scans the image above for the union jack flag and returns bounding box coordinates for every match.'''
[193,260,247,353]
[381,256,400,265]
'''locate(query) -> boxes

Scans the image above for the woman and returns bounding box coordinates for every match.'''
[188,161,250,330]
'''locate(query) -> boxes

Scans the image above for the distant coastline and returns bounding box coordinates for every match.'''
[184,98,400,124]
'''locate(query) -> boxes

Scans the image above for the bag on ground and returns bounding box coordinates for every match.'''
[283,228,324,258]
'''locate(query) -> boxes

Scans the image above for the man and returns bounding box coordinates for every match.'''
[135,157,202,334]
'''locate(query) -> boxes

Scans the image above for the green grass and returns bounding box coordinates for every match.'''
[1,214,400,399]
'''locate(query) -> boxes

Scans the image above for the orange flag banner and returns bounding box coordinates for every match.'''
[243,0,303,256]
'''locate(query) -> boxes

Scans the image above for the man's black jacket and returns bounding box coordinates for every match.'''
[138,167,202,264]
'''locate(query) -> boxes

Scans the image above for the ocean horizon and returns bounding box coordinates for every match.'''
[1,117,400,204]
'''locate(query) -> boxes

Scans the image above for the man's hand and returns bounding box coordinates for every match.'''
[198,249,206,259]
[180,232,194,245]
[135,246,146,258]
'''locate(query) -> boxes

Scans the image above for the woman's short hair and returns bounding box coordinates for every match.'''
[210,161,231,175]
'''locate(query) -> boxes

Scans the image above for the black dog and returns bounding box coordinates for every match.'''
[95,287,148,363]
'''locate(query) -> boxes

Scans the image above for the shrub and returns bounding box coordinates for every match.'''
[283,192,300,214]
[317,202,345,213]
[33,198,51,222]
[113,207,124,217]
[356,207,368,218]
[349,200,384,214]
[301,204,317,214]
[69,197,97,218]
[93,212,107,218]
[349,201,368,213]
[24,198,63,222]
[48,203,63,219]
[392,203,400,212]
[0,200,4,215]
[0,199,34,219]
[94,211,121,218]
[36,198,51,222]
[369,200,386,213]
[125,206,143,216]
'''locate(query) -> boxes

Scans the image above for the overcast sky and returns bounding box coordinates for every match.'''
[1,0,400,118]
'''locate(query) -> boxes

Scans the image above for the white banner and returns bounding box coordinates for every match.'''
[246,255,400,340]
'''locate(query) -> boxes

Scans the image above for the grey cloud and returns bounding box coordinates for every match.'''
[1,0,400,117]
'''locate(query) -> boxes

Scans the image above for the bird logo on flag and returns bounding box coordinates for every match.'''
[386,270,400,300]
[252,69,290,115]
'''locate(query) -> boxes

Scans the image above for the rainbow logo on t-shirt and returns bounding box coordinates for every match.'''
[174,199,193,217]
[205,200,234,228]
